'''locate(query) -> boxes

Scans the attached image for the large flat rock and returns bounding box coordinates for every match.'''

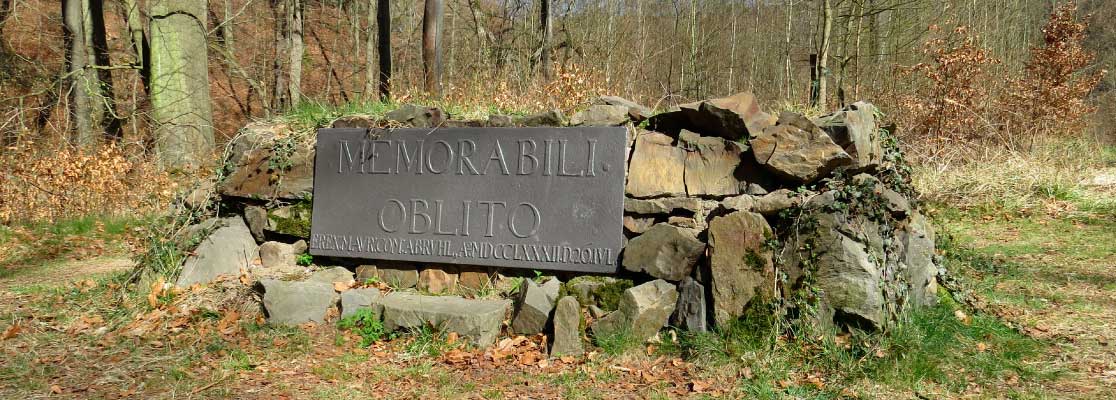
[376,292,511,347]
[261,279,338,325]
[176,217,259,287]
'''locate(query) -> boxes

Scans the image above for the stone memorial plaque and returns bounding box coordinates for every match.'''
[309,127,626,273]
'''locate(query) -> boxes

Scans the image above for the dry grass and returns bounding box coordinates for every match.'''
[910,136,1116,211]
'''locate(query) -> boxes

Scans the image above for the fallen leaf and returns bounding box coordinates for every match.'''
[333,281,352,292]
[976,342,988,352]
[690,380,709,393]
[50,385,62,394]
[446,332,459,345]
[148,276,165,308]
[954,309,971,325]
[1,323,21,340]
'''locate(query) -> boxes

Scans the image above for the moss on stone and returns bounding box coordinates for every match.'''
[594,279,634,312]
[267,201,313,238]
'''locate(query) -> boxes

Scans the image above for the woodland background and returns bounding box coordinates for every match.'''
[0,0,1112,221]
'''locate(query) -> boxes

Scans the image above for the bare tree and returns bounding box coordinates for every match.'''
[423,0,444,97]
[62,0,101,148]
[539,0,552,79]
[377,0,391,100]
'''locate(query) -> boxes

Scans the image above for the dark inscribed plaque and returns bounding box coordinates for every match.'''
[309,127,626,273]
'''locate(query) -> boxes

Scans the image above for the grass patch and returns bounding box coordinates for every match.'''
[338,308,391,347]
[0,214,142,277]
[593,327,641,356]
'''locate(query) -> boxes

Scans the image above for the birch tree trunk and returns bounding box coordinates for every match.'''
[816,0,833,109]
[149,0,214,171]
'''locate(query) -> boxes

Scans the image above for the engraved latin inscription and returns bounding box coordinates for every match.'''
[311,127,625,273]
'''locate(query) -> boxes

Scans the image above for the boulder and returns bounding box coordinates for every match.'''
[570,104,630,126]
[511,278,561,334]
[590,279,678,341]
[514,110,565,126]
[419,268,458,294]
[814,228,886,329]
[814,102,884,170]
[331,114,379,129]
[672,277,707,332]
[219,142,314,201]
[258,241,298,269]
[708,210,774,326]
[750,112,853,184]
[902,213,939,307]
[623,223,704,281]
[598,95,653,121]
[551,296,585,357]
[227,122,290,166]
[309,267,356,286]
[340,288,384,319]
[260,279,338,325]
[677,92,776,140]
[385,104,445,127]
[625,132,686,198]
[679,130,743,197]
[176,217,259,287]
[376,292,511,346]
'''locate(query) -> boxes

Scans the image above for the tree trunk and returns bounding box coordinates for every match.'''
[121,0,150,93]
[539,0,552,79]
[63,0,97,148]
[88,0,120,140]
[271,0,289,111]
[422,0,443,97]
[816,0,833,109]
[376,0,391,100]
[287,0,303,107]
[149,0,214,171]
[364,0,376,100]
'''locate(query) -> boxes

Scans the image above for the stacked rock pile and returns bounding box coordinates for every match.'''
[170,92,940,352]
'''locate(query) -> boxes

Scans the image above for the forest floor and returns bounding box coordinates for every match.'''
[2,182,1116,399]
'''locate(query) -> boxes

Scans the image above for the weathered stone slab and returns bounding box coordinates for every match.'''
[219,143,314,201]
[551,296,585,357]
[340,288,384,319]
[678,92,776,140]
[750,112,852,184]
[672,277,707,332]
[310,127,626,274]
[815,102,884,170]
[679,130,743,197]
[177,217,259,287]
[260,279,338,325]
[708,210,773,326]
[625,132,685,198]
[376,292,511,346]
[511,278,561,334]
[309,267,355,285]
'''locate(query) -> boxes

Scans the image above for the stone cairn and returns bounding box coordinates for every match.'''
[173,93,941,353]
